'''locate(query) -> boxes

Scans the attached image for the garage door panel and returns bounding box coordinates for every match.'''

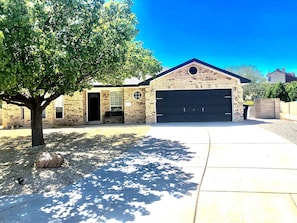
[206,103,232,113]
[157,112,231,123]
[156,90,232,122]
[157,114,187,123]
[202,114,231,122]
[156,103,184,114]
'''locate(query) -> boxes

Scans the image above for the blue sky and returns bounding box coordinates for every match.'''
[132,0,297,75]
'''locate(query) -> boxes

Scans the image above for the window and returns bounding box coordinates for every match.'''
[21,107,25,120]
[110,91,123,111]
[133,91,142,100]
[188,66,199,75]
[55,96,64,119]
[42,109,46,119]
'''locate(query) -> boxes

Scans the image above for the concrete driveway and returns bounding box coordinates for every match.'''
[1,121,297,222]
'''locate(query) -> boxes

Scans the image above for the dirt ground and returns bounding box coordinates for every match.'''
[0,125,150,196]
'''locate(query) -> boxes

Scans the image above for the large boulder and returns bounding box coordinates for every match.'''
[36,152,64,168]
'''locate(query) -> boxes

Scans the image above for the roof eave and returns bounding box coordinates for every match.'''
[92,84,141,88]
[139,58,251,85]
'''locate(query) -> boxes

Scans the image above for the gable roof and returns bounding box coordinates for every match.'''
[92,58,251,87]
[267,69,297,83]
[139,58,251,85]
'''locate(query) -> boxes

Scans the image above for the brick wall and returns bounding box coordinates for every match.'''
[0,108,2,126]
[145,61,244,123]
[87,88,147,124]
[1,92,84,128]
[1,103,27,128]
[123,88,146,123]
[54,92,84,126]
[101,90,110,122]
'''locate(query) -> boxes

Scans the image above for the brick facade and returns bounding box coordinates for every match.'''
[1,103,26,128]
[54,92,85,126]
[123,88,146,123]
[145,61,244,123]
[0,108,2,126]
[0,59,246,128]
[85,87,146,124]
[1,91,84,128]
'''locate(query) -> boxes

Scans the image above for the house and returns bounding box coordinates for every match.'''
[267,68,297,83]
[1,58,250,128]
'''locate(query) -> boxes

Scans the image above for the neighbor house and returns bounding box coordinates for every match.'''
[267,68,297,83]
[1,58,250,128]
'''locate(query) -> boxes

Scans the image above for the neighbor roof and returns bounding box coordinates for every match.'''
[267,69,297,83]
[286,74,297,82]
[139,58,251,85]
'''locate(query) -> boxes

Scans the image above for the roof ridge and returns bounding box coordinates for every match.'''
[139,58,251,85]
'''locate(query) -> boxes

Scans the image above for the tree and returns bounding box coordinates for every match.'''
[286,81,297,102]
[0,0,161,146]
[225,65,268,100]
[266,82,290,102]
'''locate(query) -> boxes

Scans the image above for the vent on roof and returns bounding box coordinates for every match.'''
[188,66,199,75]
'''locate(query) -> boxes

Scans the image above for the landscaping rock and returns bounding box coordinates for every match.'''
[36,152,64,168]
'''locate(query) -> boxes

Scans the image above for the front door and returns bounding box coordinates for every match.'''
[88,93,100,121]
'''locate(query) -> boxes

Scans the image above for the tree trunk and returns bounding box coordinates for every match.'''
[31,106,45,147]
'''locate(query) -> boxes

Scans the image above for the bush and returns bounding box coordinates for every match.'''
[266,82,290,102]
[286,81,297,101]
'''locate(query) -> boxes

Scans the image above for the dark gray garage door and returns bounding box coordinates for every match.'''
[156,89,232,122]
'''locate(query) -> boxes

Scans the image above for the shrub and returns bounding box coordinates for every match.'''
[266,82,290,102]
[286,81,297,101]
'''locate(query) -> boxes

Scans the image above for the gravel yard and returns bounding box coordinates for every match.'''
[255,119,297,145]
[0,125,150,196]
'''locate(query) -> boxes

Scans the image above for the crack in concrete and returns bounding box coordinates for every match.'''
[193,128,211,223]
[290,194,297,209]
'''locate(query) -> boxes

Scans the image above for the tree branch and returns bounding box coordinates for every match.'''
[0,93,33,109]
[41,92,63,110]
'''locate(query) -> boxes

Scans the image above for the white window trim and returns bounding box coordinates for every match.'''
[42,109,46,119]
[21,107,25,120]
[110,90,123,111]
[55,95,64,119]
[133,90,142,101]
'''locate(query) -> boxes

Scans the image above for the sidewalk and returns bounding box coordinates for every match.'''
[195,122,297,222]
[0,122,297,222]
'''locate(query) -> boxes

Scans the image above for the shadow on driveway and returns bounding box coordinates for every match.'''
[0,136,198,223]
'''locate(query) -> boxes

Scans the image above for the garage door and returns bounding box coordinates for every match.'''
[156,89,232,122]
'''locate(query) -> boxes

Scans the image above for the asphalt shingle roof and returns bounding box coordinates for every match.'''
[93,58,251,87]
[139,58,251,85]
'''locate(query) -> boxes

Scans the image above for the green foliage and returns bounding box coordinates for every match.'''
[0,0,161,108]
[285,81,297,101]
[225,65,268,100]
[265,81,297,102]
[265,82,290,102]
[0,0,161,146]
